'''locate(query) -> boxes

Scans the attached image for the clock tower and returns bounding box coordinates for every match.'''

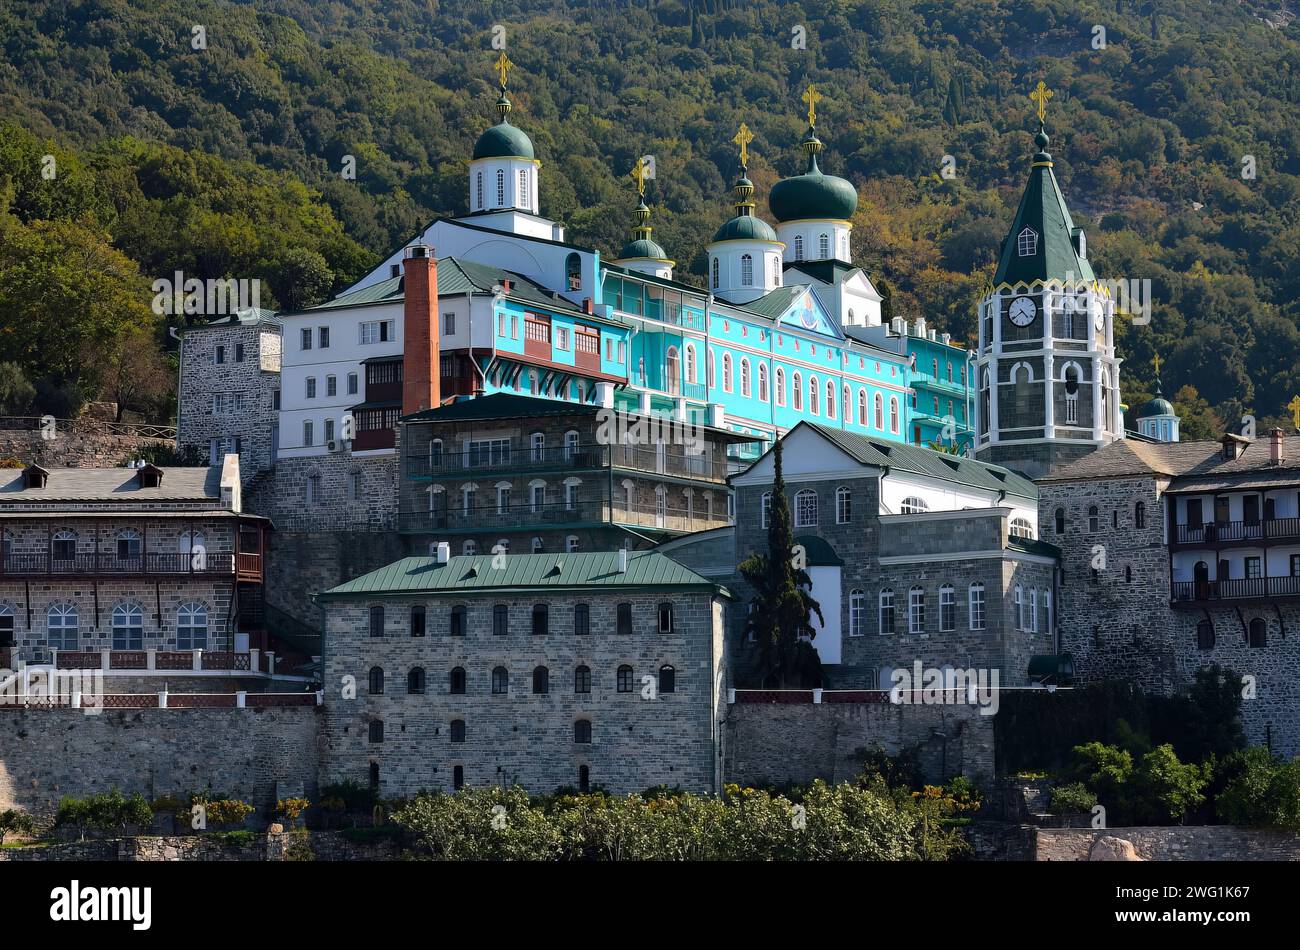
[974,84,1123,478]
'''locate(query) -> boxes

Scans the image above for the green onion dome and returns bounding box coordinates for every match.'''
[769,128,858,223]
[472,94,535,160]
[712,174,778,243]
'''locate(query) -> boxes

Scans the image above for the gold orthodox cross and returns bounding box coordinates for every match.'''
[1030,81,1053,123]
[494,51,513,90]
[802,85,823,127]
[1152,353,1163,377]
[630,156,648,197]
[1289,394,1300,429]
[733,123,754,168]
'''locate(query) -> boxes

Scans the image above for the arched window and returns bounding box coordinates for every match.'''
[874,393,884,430]
[659,665,676,693]
[518,168,530,211]
[793,235,803,260]
[407,667,426,694]
[825,380,837,419]
[475,171,483,209]
[685,345,697,383]
[531,603,549,635]
[428,439,443,468]
[878,589,895,634]
[775,367,786,406]
[841,384,850,422]
[857,389,867,425]
[491,666,509,694]
[1013,585,1024,630]
[809,376,819,415]
[617,664,634,692]
[496,168,505,206]
[1135,501,1146,529]
[1064,366,1080,424]
[51,529,75,562]
[666,346,680,395]
[574,719,592,744]
[722,353,733,392]
[836,486,852,524]
[819,233,829,258]
[848,589,865,637]
[939,584,956,632]
[740,358,751,397]
[450,604,467,637]
[463,539,478,556]
[758,363,768,401]
[530,431,545,462]
[794,489,818,527]
[111,602,143,650]
[1088,506,1099,532]
[707,350,715,387]
[793,373,803,410]
[1054,507,1066,534]
[889,396,900,433]
[47,603,78,650]
[711,257,719,289]
[449,666,466,694]
[1010,517,1035,539]
[1248,618,1267,648]
[740,254,753,286]
[450,719,466,743]
[900,497,929,514]
[1196,620,1215,651]
[177,603,207,650]
[0,603,13,648]
[533,666,549,694]
[369,605,385,637]
[574,665,591,694]
[369,720,384,743]
[564,430,580,461]
[368,666,384,694]
[574,603,590,636]
[528,371,539,395]
[968,583,986,630]
[908,587,926,634]
[116,528,141,561]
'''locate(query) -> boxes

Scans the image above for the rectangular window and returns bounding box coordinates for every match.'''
[794,491,817,528]
[324,418,335,443]
[444,313,455,335]
[848,592,865,637]
[940,588,956,632]
[305,377,316,399]
[617,603,633,636]
[556,327,570,350]
[347,373,358,395]
[300,328,312,351]
[1245,557,1262,579]
[326,375,337,397]
[303,421,314,447]
[449,606,466,637]
[359,320,395,344]
[234,343,245,363]
[468,439,511,467]
[350,471,362,500]
[319,327,330,348]
[1292,554,1300,577]
[368,606,384,638]
[410,605,426,637]
[836,489,851,524]
[493,604,509,637]
[617,341,625,363]
[658,603,673,634]
[574,604,590,636]
[214,345,226,364]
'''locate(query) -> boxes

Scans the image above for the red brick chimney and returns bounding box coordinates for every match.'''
[1270,427,1285,466]
[402,244,440,415]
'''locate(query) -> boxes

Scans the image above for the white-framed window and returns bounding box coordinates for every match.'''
[793,373,803,410]
[530,432,545,462]
[47,603,78,650]
[566,535,580,553]
[939,585,956,632]
[564,479,579,511]
[809,376,819,415]
[462,483,478,515]
[1014,584,1024,631]
[443,312,456,335]
[740,254,753,286]
[496,482,512,514]
[849,589,866,637]
[1029,588,1039,633]
[842,384,850,422]
[0,603,13,647]
[305,377,316,399]
[793,235,803,260]
[758,363,768,401]
[722,353,733,392]
[563,430,579,461]
[819,233,829,259]
[476,171,483,209]
[530,482,546,513]
[303,421,314,447]
[761,491,772,529]
[359,320,394,344]
[740,358,751,397]
[496,168,505,206]
[1010,517,1035,539]
[908,587,926,635]
[889,396,900,433]
[111,602,144,650]
[878,589,895,635]
[347,373,358,395]
[1043,589,1052,632]
[900,496,929,514]
[968,583,986,631]
[858,389,867,426]
[324,418,335,443]
[1017,227,1038,256]
[775,367,786,406]
[300,328,312,351]
[711,257,719,289]
[794,489,817,527]
[532,537,544,554]
[836,486,851,524]
[518,169,529,210]
[874,393,884,430]
[177,603,208,650]
[463,539,478,556]
[326,375,337,397]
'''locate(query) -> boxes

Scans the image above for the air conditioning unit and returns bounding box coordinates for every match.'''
[326,439,340,453]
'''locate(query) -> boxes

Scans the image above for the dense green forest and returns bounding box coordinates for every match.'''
[1,0,1298,432]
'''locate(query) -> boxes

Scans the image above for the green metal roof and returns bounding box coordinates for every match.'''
[712,213,778,244]
[793,534,843,566]
[618,237,670,261]
[743,284,809,320]
[472,119,535,160]
[992,131,1095,287]
[402,392,598,423]
[769,155,858,224]
[798,422,1038,500]
[785,261,861,285]
[318,550,727,599]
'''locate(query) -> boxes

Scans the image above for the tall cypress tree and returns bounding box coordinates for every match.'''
[739,437,823,688]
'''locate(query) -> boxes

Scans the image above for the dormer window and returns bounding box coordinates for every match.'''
[1017,227,1039,257]
[1073,227,1086,259]
[22,464,49,489]
[138,464,164,488]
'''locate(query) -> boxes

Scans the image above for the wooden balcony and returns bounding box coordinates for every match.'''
[1,551,262,581]
[1171,575,1300,605]
[1173,517,1300,546]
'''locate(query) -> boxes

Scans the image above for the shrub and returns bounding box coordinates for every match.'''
[1130,744,1208,825]
[205,799,255,829]
[0,809,36,844]
[276,797,310,828]
[1049,782,1097,815]
[54,790,152,834]
[1216,748,1300,830]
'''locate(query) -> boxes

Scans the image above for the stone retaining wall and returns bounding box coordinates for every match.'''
[1034,825,1300,861]
[0,831,398,861]
[0,423,171,468]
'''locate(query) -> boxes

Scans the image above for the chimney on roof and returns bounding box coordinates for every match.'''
[891,316,906,337]
[1270,427,1285,466]
[582,298,594,314]
[434,541,451,564]
[617,548,628,573]
[402,244,441,416]
[914,317,926,338]
[500,279,513,293]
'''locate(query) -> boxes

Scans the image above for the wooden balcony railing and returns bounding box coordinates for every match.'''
[405,442,726,482]
[1172,576,1300,602]
[1174,517,1300,545]
[0,552,242,578]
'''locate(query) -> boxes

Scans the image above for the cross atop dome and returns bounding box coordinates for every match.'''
[802,84,823,128]
[733,123,754,170]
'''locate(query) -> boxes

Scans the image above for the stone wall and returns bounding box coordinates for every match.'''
[722,700,995,788]
[0,707,319,813]
[245,452,399,533]
[263,529,410,631]
[0,831,398,861]
[1033,825,1300,861]
[0,423,171,469]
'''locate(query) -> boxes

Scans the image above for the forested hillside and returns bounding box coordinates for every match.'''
[1,0,1298,431]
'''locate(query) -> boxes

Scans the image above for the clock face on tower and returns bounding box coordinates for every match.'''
[1008,296,1036,327]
